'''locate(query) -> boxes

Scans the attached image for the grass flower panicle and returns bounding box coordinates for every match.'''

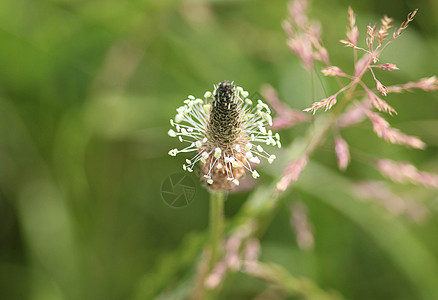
[261,84,308,130]
[356,181,429,223]
[334,136,350,171]
[290,202,314,250]
[305,7,420,117]
[276,1,438,193]
[168,80,280,190]
[364,109,425,149]
[377,159,438,189]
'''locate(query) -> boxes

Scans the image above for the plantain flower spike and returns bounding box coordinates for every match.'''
[168,80,280,190]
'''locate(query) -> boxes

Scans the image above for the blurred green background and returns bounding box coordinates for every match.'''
[1,0,438,299]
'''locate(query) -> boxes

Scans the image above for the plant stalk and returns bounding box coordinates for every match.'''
[209,190,225,271]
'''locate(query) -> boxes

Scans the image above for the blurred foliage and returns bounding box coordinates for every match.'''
[1,0,438,299]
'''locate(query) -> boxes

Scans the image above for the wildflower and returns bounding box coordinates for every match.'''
[283,0,330,71]
[205,223,258,289]
[307,7,420,116]
[261,84,308,130]
[276,154,308,192]
[337,101,370,128]
[303,95,337,114]
[321,66,347,77]
[377,159,438,189]
[345,6,359,46]
[375,79,389,96]
[373,63,399,71]
[356,181,429,223]
[334,136,350,171]
[168,80,281,190]
[290,202,314,250]
[364,109,425,149]
[387,76,438,93]
[364,87,396,115]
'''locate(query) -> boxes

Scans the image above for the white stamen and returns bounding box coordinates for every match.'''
[265,114,272,126]
[250,157,260,164]
[268,155,276,164]
[168,129,176,137]
[168,149,178,156]
[204,104,211,114]
[214,148,222,159]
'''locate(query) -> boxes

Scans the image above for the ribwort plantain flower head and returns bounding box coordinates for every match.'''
[168,80,281,190]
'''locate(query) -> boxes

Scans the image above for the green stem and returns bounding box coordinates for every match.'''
[209,190,225,271]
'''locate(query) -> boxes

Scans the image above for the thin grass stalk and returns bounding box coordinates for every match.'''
[209,190,225,271]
